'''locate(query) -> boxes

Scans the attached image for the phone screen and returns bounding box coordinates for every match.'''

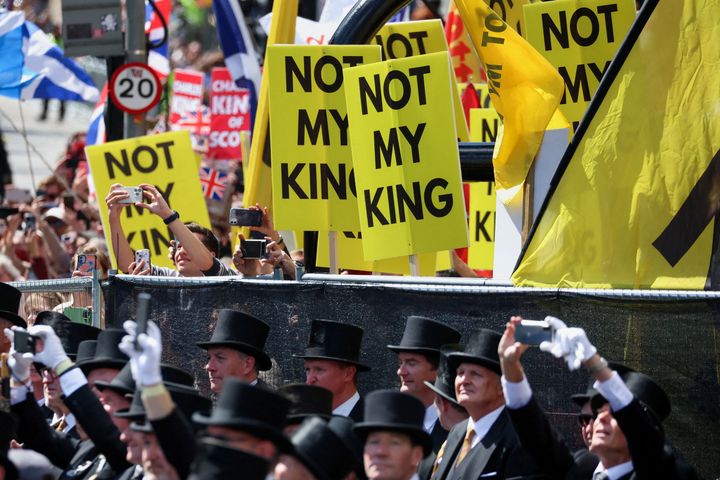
[76,254,96,274]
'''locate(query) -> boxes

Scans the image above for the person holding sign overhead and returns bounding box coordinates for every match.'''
[105,184,234,277]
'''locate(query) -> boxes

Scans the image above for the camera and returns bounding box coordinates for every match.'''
[23,213,36,233]
[135,249,151,267]
[240,239,267,260]
[515,320,554,346]
[118,186,144,204]
[14,330,38,354]
[229,208,263,227]
[75,254,97,275]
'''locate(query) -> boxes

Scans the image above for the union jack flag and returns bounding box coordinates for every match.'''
[177,104,211,135]
[145,0,171,80]
[199,167,228,201]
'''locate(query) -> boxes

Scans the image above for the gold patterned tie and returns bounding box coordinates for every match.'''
[55,418,67,432]
[455,421,475,466]
[431,440,447,476]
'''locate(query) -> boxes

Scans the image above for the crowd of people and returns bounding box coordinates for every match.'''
[0,285,700,479]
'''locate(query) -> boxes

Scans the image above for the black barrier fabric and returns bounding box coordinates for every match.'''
[107,277,720,478]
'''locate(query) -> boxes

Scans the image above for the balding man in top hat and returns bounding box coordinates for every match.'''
[431,329,545,480]
[197,309,273,393]
[296,320,371,421]
[388,316,461,454]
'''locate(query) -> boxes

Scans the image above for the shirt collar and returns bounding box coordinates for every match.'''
[594,460,634,480]
[333,391,360,417]
[470,405,505,444]
[423,404,439,433]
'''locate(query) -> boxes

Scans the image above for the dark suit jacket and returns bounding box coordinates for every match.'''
[432,408,547,480]
[348,395,364,422]
[152,407,198,479]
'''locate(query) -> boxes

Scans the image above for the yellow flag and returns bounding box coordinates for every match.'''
[455,0,564,196]
[514,0,720,289]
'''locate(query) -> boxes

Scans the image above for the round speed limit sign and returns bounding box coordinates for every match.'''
[109,62,162,114]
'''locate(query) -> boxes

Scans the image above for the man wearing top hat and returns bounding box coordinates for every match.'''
[498,316,699,480]
[196,309,273,393]
[388,316,461,455]
[354,390,432,480]
[0,282,27,354]
[297,319,370,421]
[277,383,333,435]
[431,329,545,480]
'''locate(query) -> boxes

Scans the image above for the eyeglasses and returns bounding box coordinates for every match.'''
[577,414,593,427]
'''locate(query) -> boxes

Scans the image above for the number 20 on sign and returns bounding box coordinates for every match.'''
[110,62,162,115]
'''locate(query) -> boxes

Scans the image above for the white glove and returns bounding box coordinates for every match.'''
[4,327,32,382]
[118,320,162,387]
[539,316,597,371]
[28,325,70,371]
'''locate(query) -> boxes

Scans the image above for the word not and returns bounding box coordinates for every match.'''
[359,66,430,115]
[286,55,364,93]
[363,179,453,227]
[105,141,175,179]
[541,4,620,50]
[374,31,429,59]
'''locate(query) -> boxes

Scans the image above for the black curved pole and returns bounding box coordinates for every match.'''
[329,0,414,45]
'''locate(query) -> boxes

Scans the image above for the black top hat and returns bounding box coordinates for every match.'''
[196,310,272,371]
[571,362,635,406]
[295,320,370,371]
[289,417,357,480]
[96,362,195,396]
[190,437,270,480]
[327,416,365,479]
[354,390,432,455]
[0,282,26,328]
[130,384,212,432]
[447,329,502,375]
[590,371,671,423]
[75,340,97,363]
[387,316,461,358]
[76,329,128,373]
[279,384,333,424]
[115,390,147,421]
[34,313,101,361]
[424,346,463,406]
[193,379,291,451]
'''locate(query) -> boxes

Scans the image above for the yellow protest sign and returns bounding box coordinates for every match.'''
[86,131,211,269]
[316,231,437,275]
[523,0,635,132]
[485,0,529,35]
[467,182,495,271]
[268,45,382,231]
[345,52,468,262]
[372,20,469,142]
[470,108,501,142]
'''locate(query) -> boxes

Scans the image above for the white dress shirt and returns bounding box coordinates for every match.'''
[333,391,360,417]
[593,460,634,480]
[424,404,439,434]
[469,405,505,448]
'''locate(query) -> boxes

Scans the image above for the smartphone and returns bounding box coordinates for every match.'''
[76,254,97,275]
[135,249,151,268]
[229,208,263,227]
[0,207,19,219]
[240,239,267,260]
[515,320,554,346]
[118,186,144,204]
[14,330,37,354]
[23,213,36,233]
[4,188,33,204]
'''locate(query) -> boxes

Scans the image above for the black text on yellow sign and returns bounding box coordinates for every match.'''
[345,52,468,261]
[268,45,382,232]
[86,131,212,268]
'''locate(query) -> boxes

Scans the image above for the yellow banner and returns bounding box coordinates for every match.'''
[372,20,469,142]
[345,52,468,261]
[86,131,211,269]
[514,1,720,289]
[467,182,495,271]
[316,231,437,275]
[456,0,564,196]
[523,0,635,132]
[267,45,381,231]
[485,0,529,36]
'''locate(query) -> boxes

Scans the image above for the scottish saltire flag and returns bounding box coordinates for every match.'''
[145,0,171,80]
[2,17,99,101]
[86,83,108,146]
[199,166,228,201]
[0,12,38,96]
[212,0,261,130]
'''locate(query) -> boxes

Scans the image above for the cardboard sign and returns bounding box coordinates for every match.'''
[372,20,469,142]
[267,45,382,231]
[208,67,251,160]
[523,0,635,131]
[344,52,468,261]
[169,69,204,126]
[316,231,437,275]
[86,131,212,269]
[466,181,496,271]
[470,108,501,142]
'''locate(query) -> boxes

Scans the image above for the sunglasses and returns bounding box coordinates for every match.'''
[577,413,594,427]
